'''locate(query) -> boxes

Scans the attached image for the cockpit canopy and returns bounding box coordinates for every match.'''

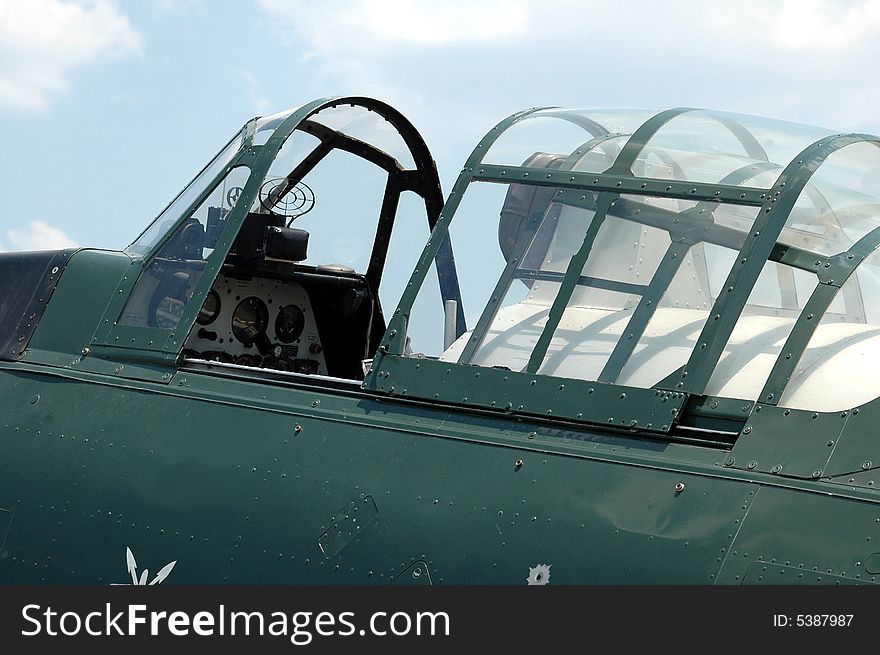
[384,106,880,415]
[104,97,459,382]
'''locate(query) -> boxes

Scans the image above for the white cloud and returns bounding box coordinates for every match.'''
[257,0,880,153]
[6,221,78,251]
[260,0,527,51]
[0,0,142,112]
[774,0,880,50]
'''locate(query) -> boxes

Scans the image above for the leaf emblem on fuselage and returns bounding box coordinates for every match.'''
[112,547,177,585]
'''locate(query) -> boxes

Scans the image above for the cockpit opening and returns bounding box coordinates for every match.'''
[114,97,460,383]
[390,107,880,414]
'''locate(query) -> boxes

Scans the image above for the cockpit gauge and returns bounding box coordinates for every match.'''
[232,296,269,345]
[196,289,221,326]
[154,297,185,329]
[275,304,305,343]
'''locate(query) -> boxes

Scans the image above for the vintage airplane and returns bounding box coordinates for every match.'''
[2,96,880,585]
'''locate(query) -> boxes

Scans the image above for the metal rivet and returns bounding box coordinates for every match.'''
[674,482,685,493]
[743,426,752,435]
[294,424,302,433]
[514,460,524,470]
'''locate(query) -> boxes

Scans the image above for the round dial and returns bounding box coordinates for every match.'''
[154,297,184,329]
[196,289,221,326]
[232,296,269,345]
[275,304,305,343]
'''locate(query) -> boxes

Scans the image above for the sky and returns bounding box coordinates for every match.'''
[2,0,880,255]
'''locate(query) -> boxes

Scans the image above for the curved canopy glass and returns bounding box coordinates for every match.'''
[107,97,461,384]
[379,106,880,421]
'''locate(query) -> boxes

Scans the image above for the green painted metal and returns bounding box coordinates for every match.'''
[364,354,686,432]
[5,100,880,586]
[729,404,847,478]
[3,356,879,584]
[714,485,880,584]
[822,404,880,477]
[25,249,130,360]
[472,164,769,205]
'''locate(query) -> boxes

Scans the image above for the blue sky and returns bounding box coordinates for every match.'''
[2,0,880,253]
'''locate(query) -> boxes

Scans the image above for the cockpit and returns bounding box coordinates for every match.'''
[366,106,880,432]
[111,99,880,440]
[114,98,461,382]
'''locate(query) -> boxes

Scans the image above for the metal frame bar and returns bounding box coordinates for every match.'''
[760,222,880,404]
[456,185,560,364]
[607,107,770,174]
[515,269,647,296]
[671,134,879,394]
[598,160,783,384]
[473,165,769,205]
[598,241,690,383]
[525,193,616,374]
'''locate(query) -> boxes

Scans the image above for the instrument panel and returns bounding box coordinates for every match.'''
[184,273,327,375]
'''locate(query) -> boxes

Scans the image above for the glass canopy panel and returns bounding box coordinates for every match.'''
[777,141,880,257]
[252,106,299,146]
[630,110,836,185]
[408,108,880,411]
[307,104,416,170]
[247,129,322,215]
[120,165,252,329]
[570,134,630,174]
[779,247,880,412]
[127,128,245,256]
[272,147,389,272]
[613,240,736,389]
[703,262,818,400]
[481,108,656,169]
